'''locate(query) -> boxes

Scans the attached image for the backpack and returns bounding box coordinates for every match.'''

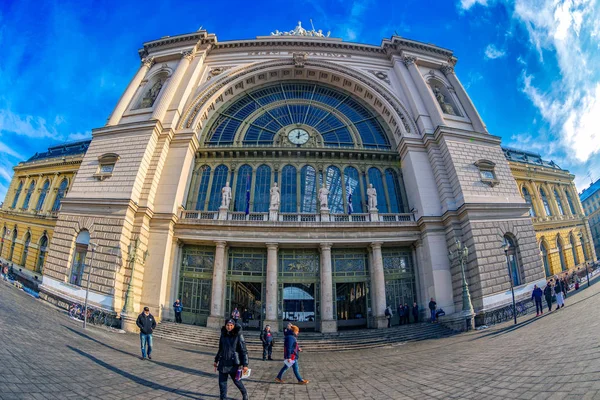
[385,308,390,317]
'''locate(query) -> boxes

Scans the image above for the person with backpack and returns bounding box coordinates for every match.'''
[531,284,543,316]
[429,298,437,323]
[385,305,393,328]
[214,319,249,400]
[543,281,554,312]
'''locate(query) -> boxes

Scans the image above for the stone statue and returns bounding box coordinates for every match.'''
[433,87,456,116]
[221,182,232,208]
[319,184,330,209]
[270,182,280,209]
[140,79,164,108]
[367,184,377,210]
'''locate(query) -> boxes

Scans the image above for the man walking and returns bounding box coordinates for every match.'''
[554,277,565,309]
[136,306,156,360]
[214,319,249,400]
[261,324,274,361]
[173,299,183,323]
[531,284,543,316]
[544,280,553,312]
[429,298,437,323]
[231,307,240,324]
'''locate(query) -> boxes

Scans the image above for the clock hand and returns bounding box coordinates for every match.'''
[297,131,301,139]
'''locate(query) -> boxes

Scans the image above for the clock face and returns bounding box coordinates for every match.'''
[288,128,310,145]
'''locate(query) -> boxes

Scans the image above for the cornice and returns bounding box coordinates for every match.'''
[92,119,163,137]
[138,31,217,58]
[381,36,455,62]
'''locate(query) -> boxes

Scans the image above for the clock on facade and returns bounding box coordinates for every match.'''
[288,128,310,145]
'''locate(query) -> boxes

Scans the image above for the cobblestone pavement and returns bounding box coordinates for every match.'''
[1,281,600,400]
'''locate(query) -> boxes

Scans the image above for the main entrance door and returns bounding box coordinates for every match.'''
[226,248,266,330]
[335,282,368,329]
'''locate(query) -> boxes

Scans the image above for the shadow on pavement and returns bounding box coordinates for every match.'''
[64,326,217,378]
[67,346,219,399]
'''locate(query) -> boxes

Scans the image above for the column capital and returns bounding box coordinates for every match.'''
[181,50,195,61]
[214,240,227,248]
[265,242,279,250]
[402,56,417,67]
[319,242,333,250]
[440,64,454,76]
[370,241,383,250]
[141,56,155,69]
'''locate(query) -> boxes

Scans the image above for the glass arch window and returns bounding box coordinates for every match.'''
[522,187,535,217]
[36,235,48,273]
[385,169,404,213]
[208,165,229,211]
[205,82,391,149]
[503,235,521,286]
[540,241,551,277]
[71,230,90,286]
[540,188,552,217]
[565,190,576,215]
[11,181,23,208]
[9,229,18,262]
[554,189,564,215]
[580,234,588,261]
[570,234,578,265]
[300,165,317,213]
[325,166,344,213]
[21,232,31,266]
[368,168,388,213]
[52,179,68,211]
[0,227,5,256]
[195,166,211,211]
[344,167,363,214]
[253,165,271,212]
[234,165,252,212]
[557,237,567,271]
[281,165,297,213]
[36,180,50,211]
[22,181,36,210]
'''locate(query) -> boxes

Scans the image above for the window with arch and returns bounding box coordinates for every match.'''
[281,165,297,213]
[344,167,363,214]
[325,166,344,214]
[300,165,317,213]
[11,181,23,209]
[9,229,18,262]
[234,164,252,212]
[52,179,68,211]
[70,230,90,286]
[556,236,567,271]
[385,169,405,213]
[570,234,578,266]
[21,232,31,267]
[194,165,211,210]
[565,190,576,215]
[36,234,48,273]
[540,241,551,277]
[503,235,522,286]
[368,168,388,213]
[253,165,271,212]
[539,188,552,216]
[22,181,36,210]
[36,180,50,211]
[554,189,564,215]
[207,165,229,211]
[522,187,536,217]
[580,233,588,261]
[0,226,5,256]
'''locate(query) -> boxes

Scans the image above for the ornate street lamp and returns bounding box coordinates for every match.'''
[448,238,474,330]
[83,242,97,329]
[578,231,590,288]
[121,237,149,315]
[503,243,518,325]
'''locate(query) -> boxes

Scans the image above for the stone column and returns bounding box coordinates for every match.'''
[207,240,227,328]
[107,57,154,126]
[41,173,60,214]
[263,243,279,331]
[370,242,388,328]
[152,51,195,122]
[440,65,487,133]
[319,242,336,333]
[402,56,445,129]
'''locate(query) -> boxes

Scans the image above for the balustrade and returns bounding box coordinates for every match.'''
[180,210,414,223]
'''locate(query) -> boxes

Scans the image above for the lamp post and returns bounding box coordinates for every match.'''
[503,243,518,325]
[122,237,149,315]
[448,238,474,330]
[83,242,97,329]
[578,232,590,288]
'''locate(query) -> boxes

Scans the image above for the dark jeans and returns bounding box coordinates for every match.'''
[277,360,303,381]
[430,309,436,322]
[398,315,404,325]
[405,315,410,324]
[413,314,419,323]
[262,342,273,360]
[387,316,391,327]
[534,298,543,314]
[140,333,153,358]
[175,312,182,323]
[545,296,552,312]
[218,370,247,400]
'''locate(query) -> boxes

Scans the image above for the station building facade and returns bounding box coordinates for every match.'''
[11,24,552,332]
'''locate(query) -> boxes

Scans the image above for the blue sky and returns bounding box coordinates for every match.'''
[0,0,599,202]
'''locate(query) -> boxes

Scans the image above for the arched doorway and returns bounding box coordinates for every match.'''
[540,241,551,277]
[70,230,90,285]
[503,235,521,286]
[569,234,578,266]
[556,236,567,272]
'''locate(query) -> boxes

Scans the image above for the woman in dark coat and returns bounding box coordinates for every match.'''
[275,325,309,384]
[543,281,553,312]
[214,320,249,400]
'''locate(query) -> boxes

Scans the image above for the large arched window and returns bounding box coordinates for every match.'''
[503,235,522,286]
[207,165,229,211]
[385,169,405,213]
[11,181,23,209]
[36,234,48,273]
[554,189,564,215]
[556,236,567,271]
[36,180,50,211]
[565,190,576,215]
[21,232,31,267]
[70,230,90,286]
[522,187,535,217]
[325,166,343,214]
[300,165,317,213]
[52,179,68,211]
[570,234,578,266]
[281,165,297,213]
[580,233,588,262]
[540,241,551,277]
[344,167,363,214]
[194,165,211,211]
[0,226,5,257]
[368,168,388,213]
[234,165,252,212]
[540,188,552,217]
[22,181,36,210]
[253,165,271,212]
[9,229,18,262]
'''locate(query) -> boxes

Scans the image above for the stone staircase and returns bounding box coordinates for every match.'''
[153,322,456,352]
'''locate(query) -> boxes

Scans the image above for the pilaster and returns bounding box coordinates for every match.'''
[207,240,227,328]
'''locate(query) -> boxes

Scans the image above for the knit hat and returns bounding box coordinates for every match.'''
[226,319,235,325]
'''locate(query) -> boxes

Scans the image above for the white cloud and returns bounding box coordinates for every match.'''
[0,109,58,139]
[67,131,91,141]
[484,44,507,59]
[0,140,24,159]
[460,0,488,10]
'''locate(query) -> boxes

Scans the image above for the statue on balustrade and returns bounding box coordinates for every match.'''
[221,182,232,209]
[270,182,280,209]
[319,184,330,209]
[367,184,378,210]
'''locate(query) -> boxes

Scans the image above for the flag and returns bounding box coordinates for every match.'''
[245,174,251,215]
[347,189,353,215]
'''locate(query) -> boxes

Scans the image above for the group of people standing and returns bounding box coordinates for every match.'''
[385,301,421,327]
[532,275,571,316]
